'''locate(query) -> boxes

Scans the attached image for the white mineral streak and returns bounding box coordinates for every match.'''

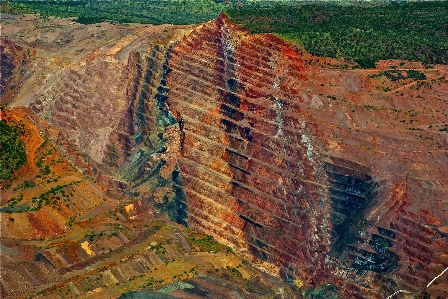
[274,97,284,137]
[301,134,314,161]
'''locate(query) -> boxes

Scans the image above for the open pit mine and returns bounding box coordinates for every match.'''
[1,12,447,299]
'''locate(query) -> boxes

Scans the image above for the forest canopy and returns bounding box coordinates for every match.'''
[2,0,447,68]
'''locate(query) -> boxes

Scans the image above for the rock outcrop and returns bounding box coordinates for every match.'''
[164,14,448,298]
[0,38,31,103]
[1,15,192,223]
[2,13,447,298]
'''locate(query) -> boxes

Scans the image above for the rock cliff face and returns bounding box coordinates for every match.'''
[0,108,300,299]
[0,38,31,103]
[2,15,191,223]
[2,13,447,298]
[164,14,448,298]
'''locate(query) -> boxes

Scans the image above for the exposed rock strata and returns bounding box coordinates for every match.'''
[165,14,448,298]
[0,38,31,103]
[1,15,191,223]
[2,13,447,298]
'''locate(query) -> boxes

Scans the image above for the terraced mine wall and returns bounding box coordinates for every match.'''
[7,14,447,299]
[20,33,189,225]
[0,39,31,103]
[163,14,448,298]
[109,44,188,225]
[167,14,331,279]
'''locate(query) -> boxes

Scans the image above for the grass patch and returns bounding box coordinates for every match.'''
[0,180,82,213]
[188,234,223,252]
[368,69,427,81]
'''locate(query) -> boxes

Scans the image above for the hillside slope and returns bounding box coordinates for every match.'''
[164,14,448,299]
[0,107,299,299]
[1,12,447,299]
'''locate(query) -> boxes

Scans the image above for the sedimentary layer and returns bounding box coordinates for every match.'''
[2,13,447,298]
[164,14,448,298]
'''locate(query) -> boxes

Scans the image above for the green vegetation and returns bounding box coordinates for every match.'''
[303,284,339,299]
[66,216,76,227]
[35,144,54,169]
[414,292,431,299]
[84,232,95,241]
[225,1,448,68]
[0,193,27,213]
[0,115,27,183]
[13,179,35,191]
[3,0,225,25]
[4,1,446,67]
[149,244,165,251]
[188,234,223,252]
[0,180,82,213]
[226,246,234,253]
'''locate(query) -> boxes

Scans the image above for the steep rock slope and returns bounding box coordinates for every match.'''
[0,107,112,240]
[1,14,190,167]
[0,37,31,103]
[2,15,191,223]
[0,108,300,299]
[165,14,448,298]
[2,13,447,299]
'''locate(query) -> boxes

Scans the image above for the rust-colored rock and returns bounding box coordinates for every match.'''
[0,107,112,240]
[165,14,448,298]
[0,38,30,103]
[2,13,447,299]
